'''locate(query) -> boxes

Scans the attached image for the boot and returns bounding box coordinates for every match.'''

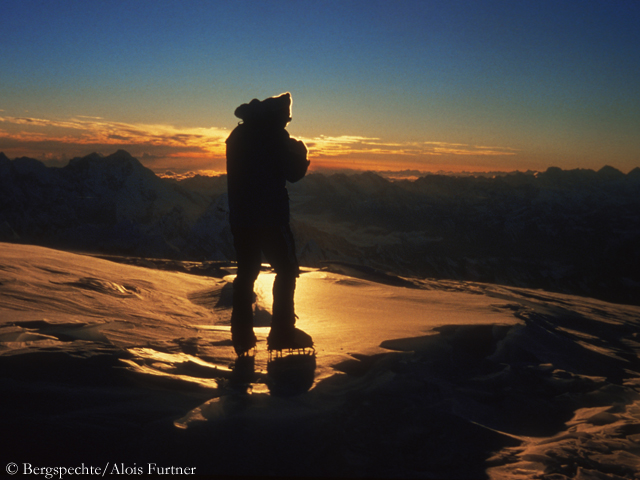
[267,324,313,351]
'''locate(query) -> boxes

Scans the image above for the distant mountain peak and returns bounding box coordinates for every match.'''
[597,165,624,178]
[67,152,102,166]
[543,166,563,176]
[66,150,146,172]
[627,167,640,179]
[108,149,135,160]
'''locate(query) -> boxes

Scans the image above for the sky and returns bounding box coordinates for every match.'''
[1,0,639,175]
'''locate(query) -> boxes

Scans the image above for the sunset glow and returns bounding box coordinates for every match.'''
[1,1,638,175]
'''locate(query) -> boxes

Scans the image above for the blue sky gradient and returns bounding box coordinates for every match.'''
[1,0,639,173]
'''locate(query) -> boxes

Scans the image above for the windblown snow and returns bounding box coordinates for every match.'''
[1,243,639,478]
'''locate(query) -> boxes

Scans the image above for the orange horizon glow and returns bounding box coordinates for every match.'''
[307,158,520,175]
[1,114,637,176]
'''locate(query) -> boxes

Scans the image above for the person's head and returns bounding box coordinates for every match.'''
[261,92,292,127]
[234,92,292,128]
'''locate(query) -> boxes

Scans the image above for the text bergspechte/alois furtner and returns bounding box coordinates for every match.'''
[111,463,196,475]
[20,463,196,477]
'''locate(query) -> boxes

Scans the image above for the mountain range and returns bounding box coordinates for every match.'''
[1,150,639,305]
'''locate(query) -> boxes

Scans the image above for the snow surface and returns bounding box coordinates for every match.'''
[1,243,639,478]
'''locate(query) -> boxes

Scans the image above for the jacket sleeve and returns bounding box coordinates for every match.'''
[282,137,310,183]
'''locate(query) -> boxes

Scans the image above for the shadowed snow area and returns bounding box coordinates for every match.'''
[1,243,639,478]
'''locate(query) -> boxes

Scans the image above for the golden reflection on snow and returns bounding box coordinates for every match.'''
[127,347,225,369]
[251,269,521,379]
[120,347,230,389]
[119,358,220,389]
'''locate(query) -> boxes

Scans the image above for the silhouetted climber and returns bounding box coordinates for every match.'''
[226,92,313,355]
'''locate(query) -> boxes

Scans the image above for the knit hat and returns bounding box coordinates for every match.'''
[234,92,292,123]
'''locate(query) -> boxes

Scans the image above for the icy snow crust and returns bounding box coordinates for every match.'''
[1,243,639,478]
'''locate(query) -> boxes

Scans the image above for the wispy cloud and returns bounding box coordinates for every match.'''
[302,135,518,158]
[1,114,519,174]
[0,115,229,153]
[0,115,230,172]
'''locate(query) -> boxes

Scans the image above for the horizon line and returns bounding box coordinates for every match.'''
[2,149,637,181]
